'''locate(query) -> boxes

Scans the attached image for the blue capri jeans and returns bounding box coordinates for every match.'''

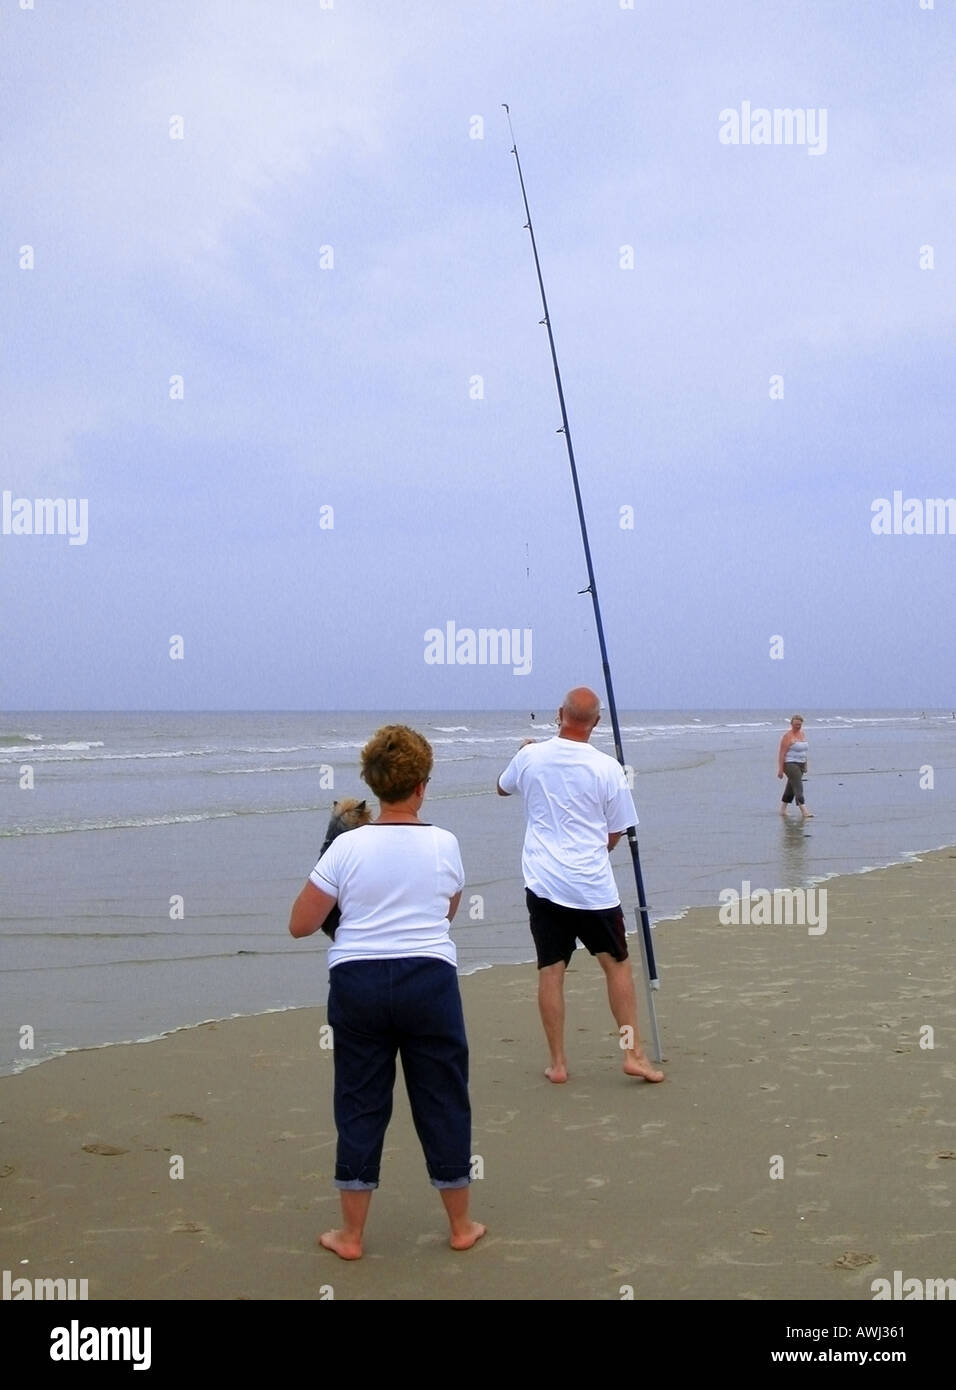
[326,957,471,1191]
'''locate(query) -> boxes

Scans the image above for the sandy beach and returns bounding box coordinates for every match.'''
[1,849,953,1303]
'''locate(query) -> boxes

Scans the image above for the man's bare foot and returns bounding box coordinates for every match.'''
[779,806,789,816]
[449,1221,487,1251]
[319,1229,363,1260]
[545,1064,569,1083]
[623,1052,665,1082]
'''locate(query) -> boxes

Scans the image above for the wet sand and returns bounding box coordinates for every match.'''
[1,849,953,1301]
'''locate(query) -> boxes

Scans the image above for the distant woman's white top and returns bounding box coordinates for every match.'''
[785,739,809,764]
[310,823,464,969]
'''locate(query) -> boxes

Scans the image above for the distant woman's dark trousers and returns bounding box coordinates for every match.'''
[781,762,805,806]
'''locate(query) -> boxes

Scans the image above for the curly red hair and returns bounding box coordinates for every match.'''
[360,725,433,803]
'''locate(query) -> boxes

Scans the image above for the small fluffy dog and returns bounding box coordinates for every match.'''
[318,798,373,938]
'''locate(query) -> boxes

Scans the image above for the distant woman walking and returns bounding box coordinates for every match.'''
[778,714,813,819]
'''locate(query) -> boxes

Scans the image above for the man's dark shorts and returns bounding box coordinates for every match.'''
[525,888,629,969]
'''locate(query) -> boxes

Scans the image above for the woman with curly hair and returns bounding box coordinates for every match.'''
[288,724,484,1259]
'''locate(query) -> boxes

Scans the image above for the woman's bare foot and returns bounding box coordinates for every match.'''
[545,1063,569,1083]
[319,1229,363,1260]
[449,1221,487,1251]
[623,1052,665,1082]
[440,1186,485,1250]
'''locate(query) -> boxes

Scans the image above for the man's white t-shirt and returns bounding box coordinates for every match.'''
[310,823,464,968]
[498,737,638,910]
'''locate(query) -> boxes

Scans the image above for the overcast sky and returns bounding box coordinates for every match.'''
[1,0,953,712]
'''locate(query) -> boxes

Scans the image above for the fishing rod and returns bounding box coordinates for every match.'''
[503,105,661,1058]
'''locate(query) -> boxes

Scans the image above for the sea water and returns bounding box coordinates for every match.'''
[1,709,954,1074]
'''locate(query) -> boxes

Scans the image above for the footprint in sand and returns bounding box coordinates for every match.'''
[170,1220,206,1234]
[831,1251,876,1270]
[81,1143,129,1156]
[920,1182,950,1208]
[167,1113,206,1124]
[483,1109,520,1131]
[0,1164,14,1178]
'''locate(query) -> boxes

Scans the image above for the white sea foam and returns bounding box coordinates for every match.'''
[7,1006,308,1075]
[0,804,329,837]
[0,739,105,758]
[212,762,336,776]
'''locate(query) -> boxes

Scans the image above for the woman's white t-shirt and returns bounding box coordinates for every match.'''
[310,823,464,969]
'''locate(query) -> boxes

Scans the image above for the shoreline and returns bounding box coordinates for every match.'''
[8,834,956,1080]
[1,847,953,1301]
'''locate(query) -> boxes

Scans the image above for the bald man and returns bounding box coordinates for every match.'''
[497,687,664,1084]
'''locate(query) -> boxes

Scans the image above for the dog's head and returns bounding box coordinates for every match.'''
[320,797,372,854]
